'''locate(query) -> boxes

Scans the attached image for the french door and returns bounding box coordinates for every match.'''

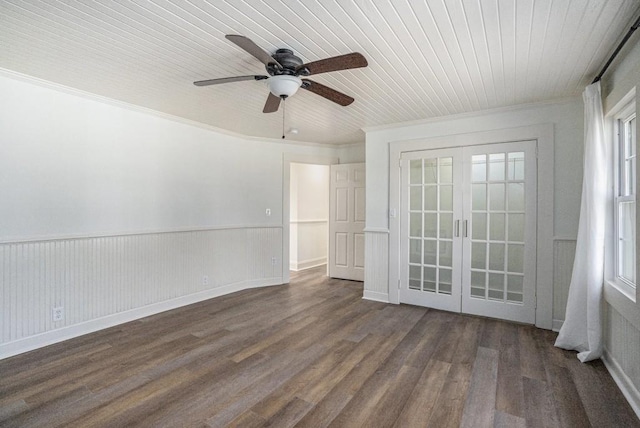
[399,141,537,324]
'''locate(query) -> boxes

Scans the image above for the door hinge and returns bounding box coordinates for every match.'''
[398,280,401,289]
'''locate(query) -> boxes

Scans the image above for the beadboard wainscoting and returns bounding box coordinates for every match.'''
[0,226,283,359]
[289,219,328,271]
[552,238,577,331]
[604,304,640,417]
[363,229,389,303]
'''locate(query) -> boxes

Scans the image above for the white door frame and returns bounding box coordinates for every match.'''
[282,153,339,284]
[389,124,554,329]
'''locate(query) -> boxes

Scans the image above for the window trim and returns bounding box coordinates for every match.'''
[610,98,636,301]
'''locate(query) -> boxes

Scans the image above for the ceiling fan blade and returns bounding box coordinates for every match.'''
[193,75,267,86]
[297,52,367,76]
[263,92,281,113]
[226,34,282,68]
[301,79,354,106]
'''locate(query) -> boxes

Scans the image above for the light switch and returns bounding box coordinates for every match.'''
[265,208,271,216]
[389,208,397,218]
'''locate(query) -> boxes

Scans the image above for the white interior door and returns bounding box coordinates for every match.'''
[329,163,365,281]
[399,148,462,312]
[399,141,537,324]
[461,142,537,323]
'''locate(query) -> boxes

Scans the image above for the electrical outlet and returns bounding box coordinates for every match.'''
[271,257,277,266]
[202,275,209,286]
[52,307,64,322]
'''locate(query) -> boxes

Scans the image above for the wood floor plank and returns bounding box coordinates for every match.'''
[493,411,526,428]
[393,358,451,428]
[544,363,591,428]
[518,326,547,380]
[495,322,524,417]
[426,362,473,428]
[460,347,499,428]
[522,376,560,428]
[0,265,636,427]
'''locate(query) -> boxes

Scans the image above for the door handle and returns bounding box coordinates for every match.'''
[455,220,460,237]
[463,220,468,238]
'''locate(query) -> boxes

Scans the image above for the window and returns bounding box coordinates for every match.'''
[614,100,636,292]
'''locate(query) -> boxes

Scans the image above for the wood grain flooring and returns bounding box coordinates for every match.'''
[0,265,638,427]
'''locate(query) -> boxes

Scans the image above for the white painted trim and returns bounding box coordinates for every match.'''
[289,219,328,224]
[552,319,564,332]
[388,124,555,328]
[605,281,640,331]
[553,236,578,242]
[363,290,390,303]
[0,277,283,360]
[282,154,339,284]
[0,68,349,148]
[0,224,283,245]
[363,227,390,233]
[602,349,640,420]
[290,258,327,272]
[362,97,579,133]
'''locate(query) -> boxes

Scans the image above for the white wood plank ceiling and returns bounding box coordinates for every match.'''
[1,1,638,145]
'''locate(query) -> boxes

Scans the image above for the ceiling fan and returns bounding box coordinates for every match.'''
[194,35,368,113]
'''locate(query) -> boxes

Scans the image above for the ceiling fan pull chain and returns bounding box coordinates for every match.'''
[282,97,286,139]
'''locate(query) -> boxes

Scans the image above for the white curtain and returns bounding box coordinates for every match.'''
[555,81,609,362]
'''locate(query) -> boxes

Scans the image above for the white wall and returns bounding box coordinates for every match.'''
[0,72,340,358]
[600,29,640,416]
[289,163,330,271]
[363,98,584,328]
[337,142,365,164]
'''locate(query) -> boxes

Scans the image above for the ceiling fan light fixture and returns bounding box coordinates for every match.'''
[267,75,302,98]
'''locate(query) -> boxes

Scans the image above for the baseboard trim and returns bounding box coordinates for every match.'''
[0,277,283,360]
[552,319,564,332]
[290,258,327,272]
[602,349,640,420]
[363,290,390,303]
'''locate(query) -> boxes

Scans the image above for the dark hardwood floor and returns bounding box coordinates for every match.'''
[0,265,638,427]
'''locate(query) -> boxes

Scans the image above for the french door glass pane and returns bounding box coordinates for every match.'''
[508,183,525,211]
[424,186,437,210]
[440,158,453,183]
[471,271,486,297]
[489,184,505,210]
[409,265,421,289]
[489,213,505,240]
[410,186,422,210]
[489,243,505,270]
[470,150,527,304]
[472,242,487,269]
[424,213,437,238]
[472,155,486,182]
[489,153,505,181]
[410,160,422,184]
[440,214,453,238]
[440,185,453,210]
[424,159,437,184]
[472,184,487,210]
[508,213,525,242]
[508,152,525,180]
[424,240,437,265]
[407,155,456,295]
[409,239,421,264]
[410,213,422,237]
[472,213,487,240]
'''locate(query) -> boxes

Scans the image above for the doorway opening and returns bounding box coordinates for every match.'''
[289,163,330,274]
